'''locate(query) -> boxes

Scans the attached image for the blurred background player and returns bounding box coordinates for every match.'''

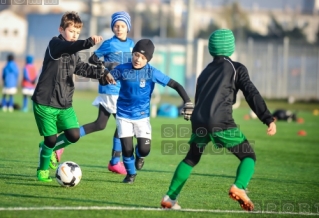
[33,11,108,182]
[272,109,297,122]
[160,29,276,211]
[1,54,19,112]
[54,11,134,175]
[110,39,194,183]
[21,55,38,112]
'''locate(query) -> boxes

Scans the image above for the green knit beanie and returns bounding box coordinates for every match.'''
[208,29,235,57]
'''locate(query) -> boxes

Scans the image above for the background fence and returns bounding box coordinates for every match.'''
[1,37,319,100]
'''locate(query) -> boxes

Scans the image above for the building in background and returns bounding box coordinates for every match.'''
[0,10,27,55]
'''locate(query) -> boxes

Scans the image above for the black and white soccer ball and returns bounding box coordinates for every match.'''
[56,161,82,187]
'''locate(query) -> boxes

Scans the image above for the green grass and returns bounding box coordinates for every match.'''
[0,90,319,218]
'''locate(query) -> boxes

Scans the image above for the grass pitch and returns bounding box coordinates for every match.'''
[0,90,318,218]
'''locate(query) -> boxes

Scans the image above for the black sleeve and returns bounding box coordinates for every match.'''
[74,54,106,80]
[237,65,274,126]
[167,79,191,103]
[49,37,95,59]
[89,53,119,71]
[88,53,100,65]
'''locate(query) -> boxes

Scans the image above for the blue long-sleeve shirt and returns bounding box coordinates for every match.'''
[2,61,19,88]
[94,35,134,95]
[110,63,171,120]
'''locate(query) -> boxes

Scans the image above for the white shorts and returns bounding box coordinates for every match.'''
[116,117,152,139]
[92,94,118,114]
[2,87,17,95]
[22,88,35,96]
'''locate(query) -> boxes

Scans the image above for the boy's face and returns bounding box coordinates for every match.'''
[132,52,148,69]
[59,24,81,42]
[113,20,128,41]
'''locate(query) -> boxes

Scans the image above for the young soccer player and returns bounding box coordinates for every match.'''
[1,54,19,112]
[32,11,114,182]
[160,29,277,211]
[109,39,194,184]
[54,11,134,175]
[21,55,38,112]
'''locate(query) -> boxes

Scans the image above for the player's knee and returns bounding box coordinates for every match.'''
[44,137,57,148]
[121,137,134,157]
[183,143,203,167]
[65,129,80,143]
[136,138,151,157]
[240,152,256,162]
[95,121,106,131]
[122,147,133,157]
[183,154,201,167]
[183,158,199,167]
[229,141,256,162]
[137,145,150,157]
[247,151,256,161]
[66,134,80,143]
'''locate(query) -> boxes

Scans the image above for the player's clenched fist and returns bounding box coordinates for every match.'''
[91,35,103,44]
[182,102,194,121]
[267,122,276,136]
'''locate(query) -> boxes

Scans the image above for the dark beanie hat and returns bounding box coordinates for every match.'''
[132,39,155,62]
[208,29,235,57]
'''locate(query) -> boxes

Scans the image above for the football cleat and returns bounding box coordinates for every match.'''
[55,148,64,162]
[49,152,58,170]
[37,169,52,182]
[122,174,136,184]
[108,161,127,174]
[161,195,181,209]
[135,157,144,170]
[229,184,254,211]
[2,106,7,112]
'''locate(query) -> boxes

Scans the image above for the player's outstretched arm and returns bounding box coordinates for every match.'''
[88,53,119,71]
[166,79,193,121]
[49,36,103,58]
[90,35,103,44]
[88,53,100,65]
[267,122,276,136]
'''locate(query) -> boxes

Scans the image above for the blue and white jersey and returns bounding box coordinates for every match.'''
[95,35,134,95]
[111,63,171,120]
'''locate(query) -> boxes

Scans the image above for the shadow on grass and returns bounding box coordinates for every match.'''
[0,192,152,208]
[140,169,317,186]
[2,161,316,186]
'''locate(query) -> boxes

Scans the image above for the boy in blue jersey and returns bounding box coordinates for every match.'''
[110,39,194,183]
[54,11,134,174]
[1,54,19,112]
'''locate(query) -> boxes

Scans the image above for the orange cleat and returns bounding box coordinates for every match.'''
[229,185,254,211]
[161,195,181,210]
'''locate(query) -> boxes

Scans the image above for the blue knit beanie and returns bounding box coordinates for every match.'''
[111,11,131,32]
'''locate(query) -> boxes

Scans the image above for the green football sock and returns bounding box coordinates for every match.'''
[39,143,53,170]
[234,157,255,189]
[53,133,72,151]
[166,161,193,200]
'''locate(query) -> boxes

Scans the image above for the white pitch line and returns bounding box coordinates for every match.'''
[0,206,318,216]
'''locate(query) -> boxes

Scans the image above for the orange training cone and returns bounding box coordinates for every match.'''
[297,130,307,136]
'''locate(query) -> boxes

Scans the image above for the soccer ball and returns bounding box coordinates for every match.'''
[56,161,82,187]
